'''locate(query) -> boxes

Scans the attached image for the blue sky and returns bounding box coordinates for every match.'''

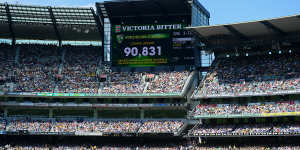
[201,0,300,25]
[1,0,300,25]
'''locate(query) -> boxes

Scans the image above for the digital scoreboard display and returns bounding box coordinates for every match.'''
[111,24,194,67]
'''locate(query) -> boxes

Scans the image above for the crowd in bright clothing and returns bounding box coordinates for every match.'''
[195,54,300,98]
[138,120,184,133]
[99,71,189,94]
[0,119,184,134]
[1,144,300,150]
[15,44,61,92]
[0,44,16,92]
[0,44,190,95]
[57,46,100,94]
[190,123,300,136]
[191,100,300,117]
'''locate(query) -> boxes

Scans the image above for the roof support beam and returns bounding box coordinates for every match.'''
[48,7,62,47]
[5,4,15,46]
[260,20,286,36]
[91,8,103,41]
[95,4,104,27]
[97,3,112,23]
[189,29,211,47]
[95,3,107,61]
[224,25,249,41]
[91,8,104,58]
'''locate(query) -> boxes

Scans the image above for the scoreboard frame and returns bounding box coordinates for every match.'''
[111,23,195,67]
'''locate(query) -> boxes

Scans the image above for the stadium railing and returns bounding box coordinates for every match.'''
[189,131,300,137]
[0,101,185,109]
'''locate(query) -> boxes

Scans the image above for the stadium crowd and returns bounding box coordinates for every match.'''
[102,120,142,133]
[0,119,183,134]
[57,46,100,94]
[192,100,300,117]
[0,44,190,95]
[99,71,189,94]
[6,120,52,133]
[196,54,300,98]
[15,44,61,92]
[1,144,300,150]
[138,120,184,133]
[190,123,300,136]
[0,44,15,92]
[100,72,145,94]
[146,71,190,94]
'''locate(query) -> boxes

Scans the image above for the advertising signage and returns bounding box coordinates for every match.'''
[111,23,195,67]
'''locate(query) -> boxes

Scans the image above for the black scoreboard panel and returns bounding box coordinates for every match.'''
[111,24,195,67]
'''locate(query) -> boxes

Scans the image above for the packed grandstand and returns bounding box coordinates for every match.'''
[0,118,184,134]
[191,100,300,118]
[1,144,300,150]
[0,0,300,149]
[194,53,300,98]
[1,134,300,150]
[0,43,190,95]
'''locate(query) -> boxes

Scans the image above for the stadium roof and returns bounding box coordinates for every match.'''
[0,3,103,42]
[96,0,210,24]
[188,15,300,49]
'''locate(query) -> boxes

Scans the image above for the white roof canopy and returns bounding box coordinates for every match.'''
[188,15,300,43]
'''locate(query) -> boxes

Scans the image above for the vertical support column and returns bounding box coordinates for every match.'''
[103,18,111,63]
[91,8,103,47]
[4,108,8,118]
[93,109,98,119]
[14,46,20,64]
[193,36,201,68]
[95,3,106,62]
[140,109,145,119]
[49,109,53,118]
[48,7,62,47]
[5,4,15,46]
[58,40,62,47]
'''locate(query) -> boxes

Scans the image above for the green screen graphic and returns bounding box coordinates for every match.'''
[111,24,194,67]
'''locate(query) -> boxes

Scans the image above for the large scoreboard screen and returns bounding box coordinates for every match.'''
[111,23,194,67]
